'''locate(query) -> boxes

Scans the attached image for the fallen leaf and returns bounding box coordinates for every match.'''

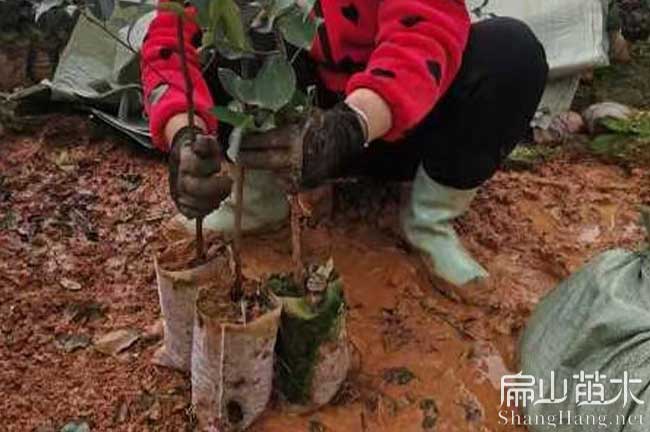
[33,422,55,432]
[119,173,142,192]
[147,400,161,422]
[382,367,416,386]
[60,277,82,291]
[419,398,438,430]
[55,334,91,353]
[112,399,129,424]
[64,302,105,324]
[94,328,141,356]
[142,319,163,342]
[308,418,326,432]
[51,150,76,172]
[60,421,90,432]
[0,209,17,230]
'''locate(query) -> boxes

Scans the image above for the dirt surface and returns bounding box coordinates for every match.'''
[1,112,648,431]
[198,280,276,325]
[157,235,227,272]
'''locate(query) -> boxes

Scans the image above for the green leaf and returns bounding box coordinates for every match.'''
[86,0,115,21]
[601,116,635,134]
[589,133,628,155]
[192,0,211,26]
[204,0,251,54]
[218,54,296,111]
[251,0,295,32]
[299,0,317,18]
[212,106,254,127]
[254,55,297,110]
[218,68,255,103]
[601,112,650,138]
[277,6,321,49]
[156,1,185,16]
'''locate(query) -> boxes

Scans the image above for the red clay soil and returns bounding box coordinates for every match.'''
[1,116,648,432]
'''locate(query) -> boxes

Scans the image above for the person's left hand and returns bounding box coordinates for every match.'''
[237,102,368,190]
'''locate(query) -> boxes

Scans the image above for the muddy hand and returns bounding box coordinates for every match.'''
[168,127,233,219]
[237,103,367,190]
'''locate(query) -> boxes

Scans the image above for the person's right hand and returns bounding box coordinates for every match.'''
[237,103,368,191]
[168,127,232,219]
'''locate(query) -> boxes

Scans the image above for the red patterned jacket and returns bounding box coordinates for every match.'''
[141,0,470,150]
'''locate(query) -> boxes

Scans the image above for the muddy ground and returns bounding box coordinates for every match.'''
[2,58,650,432]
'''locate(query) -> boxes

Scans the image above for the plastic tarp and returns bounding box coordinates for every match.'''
[519,235,650,431]
[468,0,611,128]
[45,0,155,146]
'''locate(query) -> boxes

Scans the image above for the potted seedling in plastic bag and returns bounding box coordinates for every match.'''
[268,258,351,411]
[190,260,282,431]
[153,235,231,372]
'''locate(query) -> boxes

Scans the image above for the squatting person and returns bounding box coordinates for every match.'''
[140,0,549,300]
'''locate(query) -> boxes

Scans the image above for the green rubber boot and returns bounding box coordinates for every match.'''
[401,166,488,296]
[171,170,289,236]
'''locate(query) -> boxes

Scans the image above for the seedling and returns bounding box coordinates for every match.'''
[161,0,320,295]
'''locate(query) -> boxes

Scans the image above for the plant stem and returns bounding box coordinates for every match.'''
[176,15,195,132]
[289,194,305,285]
[196,217,205,260]
[175,12,207,262]
[641,205,650,245]
[231,166,245,301]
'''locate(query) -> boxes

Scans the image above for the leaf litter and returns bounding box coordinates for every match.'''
[0,115,647,431]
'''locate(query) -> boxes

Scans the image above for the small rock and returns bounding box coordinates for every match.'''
[55,334,91,353]
[60,277,82,291]
[94,328,141,356]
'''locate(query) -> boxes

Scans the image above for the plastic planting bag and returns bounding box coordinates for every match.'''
[270,261,351,411]
[153,239,232,372]
[191,289,281,431]
[519,212,650,431]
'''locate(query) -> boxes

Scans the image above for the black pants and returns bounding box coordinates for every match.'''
[345,17,549,190]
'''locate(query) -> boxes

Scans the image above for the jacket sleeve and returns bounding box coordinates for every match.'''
[140,1,217,151]
[345,0,470,141]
